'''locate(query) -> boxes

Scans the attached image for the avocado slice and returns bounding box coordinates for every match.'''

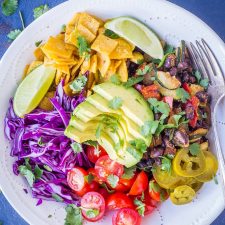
[86,93,151,145]
[93,83,154,126]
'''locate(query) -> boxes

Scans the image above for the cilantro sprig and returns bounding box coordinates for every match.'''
[189,143,200,156]
[70,75,87,93]
[65,204,83,225]
[77,36,91,58]
[107,174,119,188]
[194,71,209,88]
[71,142,83,153]
[33,4,49,19]
[108,96,123,110]
[176,88,190,103]
[1,0,18,16]
[134,198,145,216]
[123,76,144,88]
[148,98,170,116]
[7,29,21,41]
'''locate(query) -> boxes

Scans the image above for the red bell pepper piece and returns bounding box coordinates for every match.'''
[182,83,191,94]
[187,96,200,128]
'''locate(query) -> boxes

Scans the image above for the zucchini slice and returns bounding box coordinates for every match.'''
[154,81,181,100]
[189,128,208,142]
[156,71,181,90]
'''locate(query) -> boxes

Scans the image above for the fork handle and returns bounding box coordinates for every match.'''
[213,106,225,193]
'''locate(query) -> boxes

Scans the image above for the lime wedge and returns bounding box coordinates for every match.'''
[105,16,164,59]
[14,65,56,117]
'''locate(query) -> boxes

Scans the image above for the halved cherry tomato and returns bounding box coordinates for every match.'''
[99,188,110,200]
[129,171,148,196]
[113,175,137,192]
[86,145,107,163]
[163,96,173,109]
[95,156,124,181]
[67,167,89,195]
[81,192,105,222]
[106,192,134,210]
[112,208,141,225]
[87,168,103,183]
[182,83,191,94]
[67,167,99,196]
[149,179,169,202]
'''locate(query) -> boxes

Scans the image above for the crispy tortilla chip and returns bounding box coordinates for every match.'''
[65,13,81,44]
[38,91,55,111]
[91,34,118,55]
[97,53,111,77]
[78,13,102,35]
[34,46,45,61]
[80,57,91,74]
[116,59,128,82]
[54,64,70,75]
[71,57,85,80]
[27,61,43,74]
[110,38,133,59]
[87,73,95,89]
[42,36,73,59]
[89,54,98,73]
[103,60,122,81]
[22,64,30,79]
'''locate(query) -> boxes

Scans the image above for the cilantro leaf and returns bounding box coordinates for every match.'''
[194,71,201,83]
[61,24,66,33]
[34,165,43,180]
[84,140,98,148]
[52,193,63,202]
[1,0,18,16]
[107,174,119,188]
[85,209,100,219]
[122,166,136,179]
[164,44,174,54]
[136,65,151,75]
[84,174,94,184]
[33,4,49,19]
[7,29,21,41]
[35,40,43,47]
[37,137,45,147]
[65,204,83,225]
[71,142,83,153]
[172,114,182,127]
[134,199,145,216]
[141,120,159,136]
[108,96,123,110]
[123,76,144,88]
[129,139,147,153]
[77,36,91,58]
[200,78,209,88]
[100,183,115,193]
[70,75,87,93]
[104,29,119,39]
[95,124,102,139]
[110,74,122,85]
[189,143,200,156]
[176,88,190,103]
[19,165,35,187]
[148,98,170,116]
[155,123,176,136]
[161,156,172,173]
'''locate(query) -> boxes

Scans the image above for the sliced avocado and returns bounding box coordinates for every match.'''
[64,125,97,143]
[93,83,154,126]
[86,93,151,145]
[74,101,103,122]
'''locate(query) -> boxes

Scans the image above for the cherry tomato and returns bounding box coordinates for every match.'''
[81,192,105,222]
[149,179,169,202]
[99,188,110,200]
[106,192,134,210]
[67,167,89,194]
[95,156,124,181]
[86,145,107,163]
[112,208,141,225]
[129,171,148,196]
[87,168,103,183]
[113,175,137,192]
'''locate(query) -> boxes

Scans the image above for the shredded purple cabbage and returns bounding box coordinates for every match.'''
[4,80,89,206]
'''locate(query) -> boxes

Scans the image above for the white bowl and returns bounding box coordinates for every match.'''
[0,0,225,224]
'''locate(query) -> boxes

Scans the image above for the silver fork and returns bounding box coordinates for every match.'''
[188,39,225,188]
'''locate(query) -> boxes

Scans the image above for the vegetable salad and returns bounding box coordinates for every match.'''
[4,12,218,225]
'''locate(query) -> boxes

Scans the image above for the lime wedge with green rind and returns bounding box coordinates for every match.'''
[14,64,56,117]
[105,16,164,59]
